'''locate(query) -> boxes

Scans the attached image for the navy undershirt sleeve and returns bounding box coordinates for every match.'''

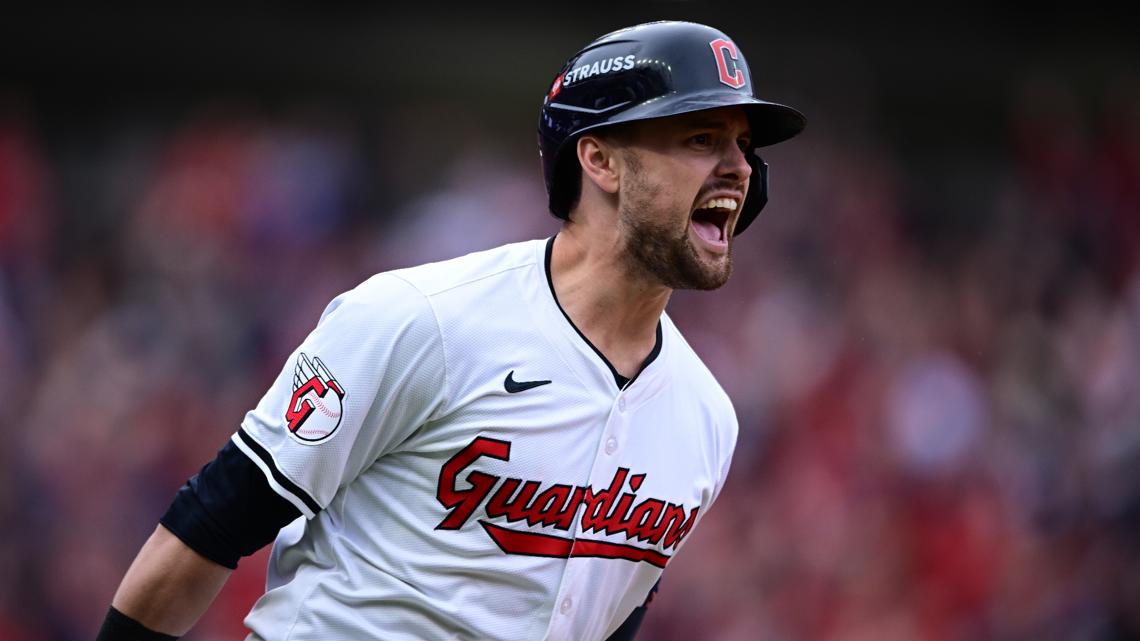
[160,439,303,569]
[605,579,659,641]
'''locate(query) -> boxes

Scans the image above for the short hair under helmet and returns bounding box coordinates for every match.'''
[538,21,805,235]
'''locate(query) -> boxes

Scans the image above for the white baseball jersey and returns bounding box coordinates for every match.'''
[234,237,738,641]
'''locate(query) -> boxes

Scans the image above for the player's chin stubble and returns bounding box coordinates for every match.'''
[618,154,732,291]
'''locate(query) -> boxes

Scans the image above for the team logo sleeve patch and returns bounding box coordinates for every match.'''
[285,352,346,444]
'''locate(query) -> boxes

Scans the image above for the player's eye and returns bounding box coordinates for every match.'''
[690,133,713,147]
[737,137,752,152]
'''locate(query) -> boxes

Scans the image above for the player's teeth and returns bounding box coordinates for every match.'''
[697,198,738,211]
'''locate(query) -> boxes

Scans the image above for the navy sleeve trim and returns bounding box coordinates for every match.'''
[160,438,304,569]
[234,428,322,515]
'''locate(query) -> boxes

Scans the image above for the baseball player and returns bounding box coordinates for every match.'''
[98,21,804,641]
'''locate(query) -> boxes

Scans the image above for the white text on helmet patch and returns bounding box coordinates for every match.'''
[562,55,636,86]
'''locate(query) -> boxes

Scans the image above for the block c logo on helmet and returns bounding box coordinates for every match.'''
[710,38,745,89]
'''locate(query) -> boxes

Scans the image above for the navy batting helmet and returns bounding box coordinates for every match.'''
[538,21,805,235]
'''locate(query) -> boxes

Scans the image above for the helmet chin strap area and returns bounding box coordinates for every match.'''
[733,153,769,236]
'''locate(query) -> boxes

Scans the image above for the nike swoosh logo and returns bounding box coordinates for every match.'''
[504,371,552,394]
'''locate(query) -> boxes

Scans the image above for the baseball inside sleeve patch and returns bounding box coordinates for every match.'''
[285,352,346,444]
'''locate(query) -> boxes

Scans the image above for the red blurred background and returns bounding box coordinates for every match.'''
[1,4,1138,640]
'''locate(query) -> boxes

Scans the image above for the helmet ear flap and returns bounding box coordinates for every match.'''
[733,153,769,236]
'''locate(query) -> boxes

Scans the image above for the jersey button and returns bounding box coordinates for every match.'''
[605,436,617,454]
[618,397,626,412]
[560,597,573,613]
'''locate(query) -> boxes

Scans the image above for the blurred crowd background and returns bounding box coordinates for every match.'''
[2,4,1138,641]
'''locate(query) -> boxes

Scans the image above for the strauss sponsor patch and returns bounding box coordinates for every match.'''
[561,54,636,87]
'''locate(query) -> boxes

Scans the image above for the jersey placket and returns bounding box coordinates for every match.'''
[542,384,633,641]
[527,237,671,640]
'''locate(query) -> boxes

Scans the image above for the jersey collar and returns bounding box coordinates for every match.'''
[540,235,664,391]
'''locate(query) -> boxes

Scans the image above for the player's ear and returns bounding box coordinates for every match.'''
[576,134,621,196]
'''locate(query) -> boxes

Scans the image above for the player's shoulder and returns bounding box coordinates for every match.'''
[660,313,735,415]
[385,238,544,298]
[659,313,738,470]
[320,239,544,337]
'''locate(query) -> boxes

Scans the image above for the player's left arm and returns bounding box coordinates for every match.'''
[101,524,233,639]
[605,580,659,641]
[98,436,304,639]
[101,275,447,638]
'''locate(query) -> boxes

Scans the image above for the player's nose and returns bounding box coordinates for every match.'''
[715,142,752,183]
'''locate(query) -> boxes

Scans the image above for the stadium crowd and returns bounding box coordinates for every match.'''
[1,69,1137,640]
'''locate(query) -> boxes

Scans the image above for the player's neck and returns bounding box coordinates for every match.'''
[549,228,669,378]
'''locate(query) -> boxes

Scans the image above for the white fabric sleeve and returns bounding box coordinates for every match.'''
[234,273,448,518]
[709,408,739,510]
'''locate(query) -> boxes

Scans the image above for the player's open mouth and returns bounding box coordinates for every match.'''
[690,196,738,248]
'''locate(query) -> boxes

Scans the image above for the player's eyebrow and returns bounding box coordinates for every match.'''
[676,115,750,135]
[684,118,732,129]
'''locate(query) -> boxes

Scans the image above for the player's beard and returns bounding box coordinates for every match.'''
[617,152,733,291]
